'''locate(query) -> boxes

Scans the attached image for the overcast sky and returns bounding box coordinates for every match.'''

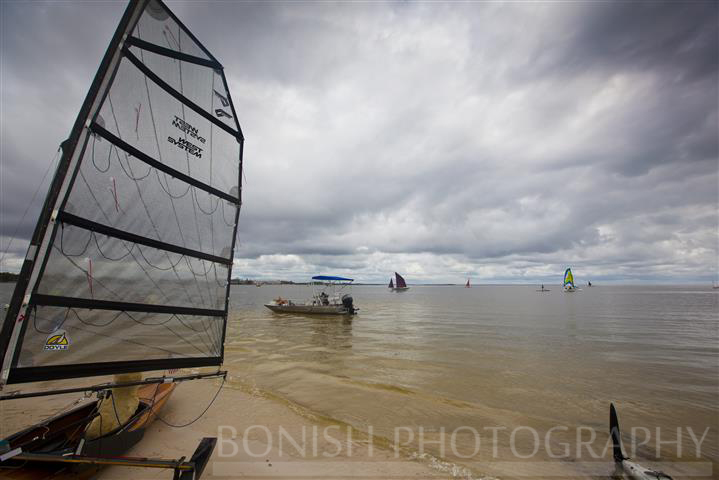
[1,1,717,284]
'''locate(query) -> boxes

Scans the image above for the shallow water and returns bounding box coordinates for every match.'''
[224,284,718,478]
[2,282,717,478]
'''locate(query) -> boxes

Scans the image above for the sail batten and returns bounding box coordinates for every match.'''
[90,123,238,203]
[122,48,242,139]
[1,0,243,385]
[31,294,225,317]
[127,36,222,69]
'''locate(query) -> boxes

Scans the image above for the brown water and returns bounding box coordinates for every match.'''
[1,283,717,478]
[224,284,718,478]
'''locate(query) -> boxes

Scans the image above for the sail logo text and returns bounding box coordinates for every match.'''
[44,330,70,350]
[172,116,206,144]
[168,136,203,158]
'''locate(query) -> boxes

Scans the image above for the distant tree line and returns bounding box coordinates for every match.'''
[0,272,19,283]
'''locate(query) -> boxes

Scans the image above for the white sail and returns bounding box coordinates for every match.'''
[0,0,243,385]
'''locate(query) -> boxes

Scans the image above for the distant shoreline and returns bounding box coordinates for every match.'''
[0,272,19,283]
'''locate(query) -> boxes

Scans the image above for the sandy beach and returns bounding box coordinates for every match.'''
[1,372,452,480]
[106,376,451,480]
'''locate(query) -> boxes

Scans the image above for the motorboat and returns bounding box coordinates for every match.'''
[265,276,357,314]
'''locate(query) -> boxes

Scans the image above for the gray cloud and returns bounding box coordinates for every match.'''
[1,0,717,284]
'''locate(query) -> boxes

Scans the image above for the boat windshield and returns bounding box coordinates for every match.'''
[310,276,353,301]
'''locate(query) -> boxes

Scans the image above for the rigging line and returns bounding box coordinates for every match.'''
[32,305,215,360]
[122,311,215,358]
[0,146,61,268]
[134,26,215,349]
[209,73,216,255]
[128,65,217,351]
[163,320,211,357]
[31,303,214,361]
[53,244,125,301]
[155,169,191,198]
[155,374,225,428]
[34,307,120,333]
[93,231,135,261]
[219,197,236,227]
[171,313,220,334]
[183,254,213,277]
[135,244,185,271]
[32,305,71,334]
[180,254,221,347]
[175,25,211,312]
[75,169,171,304]
[191,186,221,215]
[213,263,228,288]
[59,222,93,257]
[135,41,202,309]
[64,318,203,358]
[90,134,111,173]
[113,143,151,180]
[105,96,191,306]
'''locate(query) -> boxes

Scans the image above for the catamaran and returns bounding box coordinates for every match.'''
[389,272,410,291]
[563,268,576,292]
[0,0,244,477]
[265,276,357,315]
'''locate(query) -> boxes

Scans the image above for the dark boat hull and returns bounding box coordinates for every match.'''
[265,303,354,315]
[1,383,175,479]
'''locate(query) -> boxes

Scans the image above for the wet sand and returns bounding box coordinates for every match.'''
[107,376,454,480]
[1,374,451,480]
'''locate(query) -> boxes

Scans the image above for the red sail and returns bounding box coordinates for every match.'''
[395,272,407,288]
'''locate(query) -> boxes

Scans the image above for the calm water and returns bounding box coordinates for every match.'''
[224,284,718,477]
[2,283,717,478]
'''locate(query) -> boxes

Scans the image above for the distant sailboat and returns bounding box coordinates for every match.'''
[465,278,470,288]
[390,272,409,291]
[563,268,576,292]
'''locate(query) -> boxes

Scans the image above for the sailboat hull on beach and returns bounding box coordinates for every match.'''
[1,383,178,478]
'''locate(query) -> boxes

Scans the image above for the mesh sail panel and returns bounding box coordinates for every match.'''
[2,0,242,384]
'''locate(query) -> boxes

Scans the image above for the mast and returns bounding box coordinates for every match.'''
[1,0,244,387]
[0,0,147,387]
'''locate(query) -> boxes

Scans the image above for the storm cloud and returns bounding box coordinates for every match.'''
[1,1,717,284]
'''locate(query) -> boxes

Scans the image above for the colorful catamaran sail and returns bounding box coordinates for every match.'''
[563,268,575,292]
[0,0,243,386]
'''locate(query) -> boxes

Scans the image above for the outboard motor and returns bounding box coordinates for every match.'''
[341,294,356,314]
